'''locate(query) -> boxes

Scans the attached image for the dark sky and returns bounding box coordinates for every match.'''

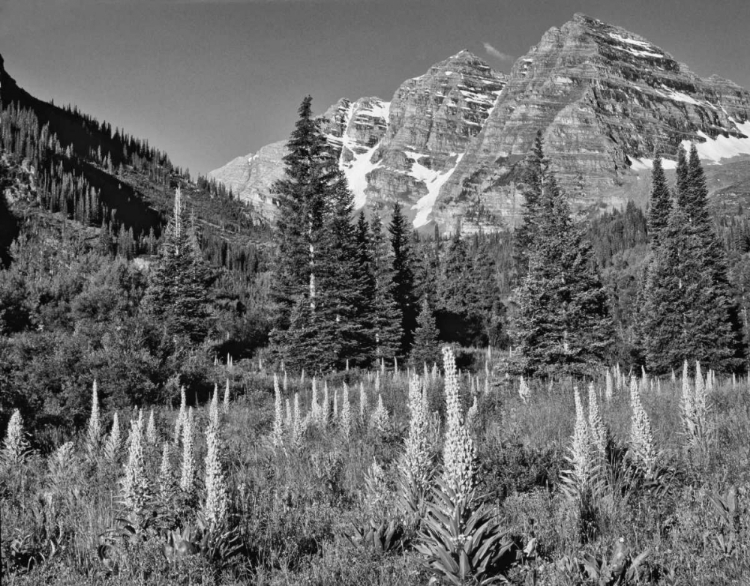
[1,0,748,176]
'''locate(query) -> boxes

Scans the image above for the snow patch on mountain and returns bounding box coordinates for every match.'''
[343,144,382,209]
[608,32,651,48]
[682,120,750,164]
[333,99,391,209]
[629,157,678,171]
[655,87,702,106]
[410,153,465,228]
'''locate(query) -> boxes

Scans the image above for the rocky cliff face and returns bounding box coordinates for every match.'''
[209,51,506,227]
[210,13,750,233]
[437,13,750,231]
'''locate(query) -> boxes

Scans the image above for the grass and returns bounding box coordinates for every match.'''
[1,361,749,585]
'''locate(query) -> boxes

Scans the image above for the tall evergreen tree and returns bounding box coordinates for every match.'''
[439,227,472,313]
[512,142,613,376]
[315,177,373,368]
[513,130,546,281]
[412,230,438,309]
[355,210,377,343]
[642,149,744,373]
[675,145,690,213]
[271,96,335,330]
[389,203,418,355]
[647,156,672,248]
[410,298,440,367]
[642,206,737,372]
[142,187,215,344]
[370,212,403,361]
[269,96,340,370]
[471,236,505,346]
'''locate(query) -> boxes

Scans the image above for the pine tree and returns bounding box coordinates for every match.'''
[513,130,545,281]
[439,227,472,313]
[647,156,672,248]
[471,236,505,346]
[271,96,335,330]
[141,187,215,344]
[513,140,613,376]
[675,145,690,212]
[642,206,738,372]
[389,203,418,355]
[315,176,373,368]
[354,210,377,357]
[370,211,403,361]
[410,298,440,367]
[642,149,743,373]
[411,230,436,308]
[270,96,340,370]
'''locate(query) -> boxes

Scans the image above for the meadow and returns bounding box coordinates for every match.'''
[1,349,749,585]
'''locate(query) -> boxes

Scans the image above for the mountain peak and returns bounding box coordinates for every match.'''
[211,15,750,235]
[447,49,476,60]
[572,12,600,25]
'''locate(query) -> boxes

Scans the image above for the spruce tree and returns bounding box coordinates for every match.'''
[513,130,545,281]
[370,212,403,361]
[269,96,340,370]
[439,227,472,313]
[355,210,377,351]
[389,203,418,354]
[315,177,373,368]
[647,156,672,248]
[271,96,335,330]
[513,143,613,376]
[410,298,440,367]
[675,145,690,212]
[642,206,737,372]
[471,236,505,346]
[642,149,743,373]
[412,230,438,309]
[142,187,215,344]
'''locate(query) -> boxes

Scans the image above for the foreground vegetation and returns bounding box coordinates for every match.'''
[2,352,748,585]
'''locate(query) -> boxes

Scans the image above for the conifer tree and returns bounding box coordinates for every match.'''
[470,237,505,346]
[411,230,436,308]
[410,298,440,367]
[389,203,418,354]
[355,210,377,358]
[647,156,672,248]
[439,227,472,313]
[142,187,215,344]
[315,176,373,368]
[271,96,335,330]
[513,140,613,376]
[675,145,690,212]
[370,212,403,361]
[513,130,545,281]
[270,96,340,370]
[642,149,743,373]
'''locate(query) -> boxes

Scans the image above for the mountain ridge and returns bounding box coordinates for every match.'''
[210,13,750,234]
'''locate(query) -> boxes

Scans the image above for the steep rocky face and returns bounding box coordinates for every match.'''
[209,51,506,227]
[366,50,506,224]
[211,14,750,234]
[209,140,287,218]
[437,13,750,231]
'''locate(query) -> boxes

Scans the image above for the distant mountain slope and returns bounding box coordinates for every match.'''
[210,13,750,234]
[210,50,506,230]
[0,52,270,271]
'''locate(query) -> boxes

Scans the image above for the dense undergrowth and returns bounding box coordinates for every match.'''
[1,357,749,585]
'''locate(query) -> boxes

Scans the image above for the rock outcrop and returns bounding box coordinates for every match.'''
[210,14,750,234]
[437,13,750,231]
[209,51,506,228]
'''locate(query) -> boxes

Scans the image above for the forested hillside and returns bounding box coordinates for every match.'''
[0,55,274,444]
